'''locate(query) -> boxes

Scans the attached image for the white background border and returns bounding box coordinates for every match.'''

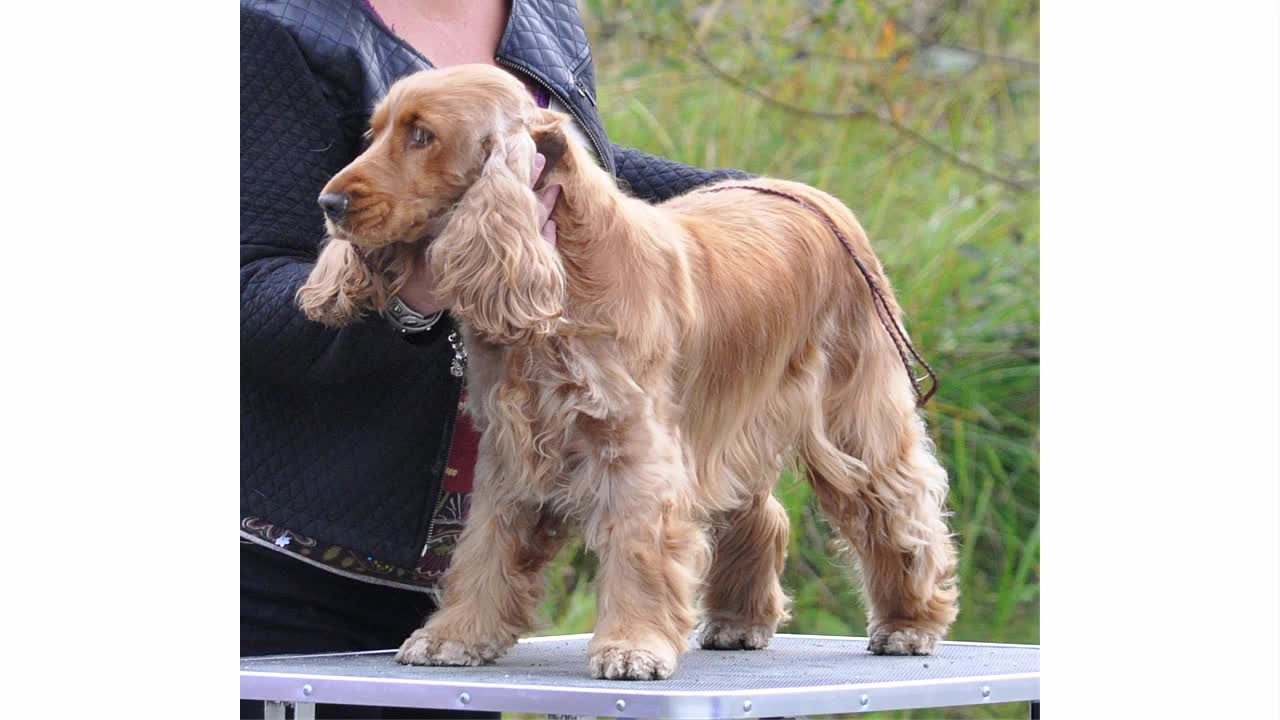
[0,2,1274,718]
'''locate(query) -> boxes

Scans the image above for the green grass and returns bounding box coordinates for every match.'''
[523,2,1037,718]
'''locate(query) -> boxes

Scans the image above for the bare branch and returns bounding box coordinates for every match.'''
[933,43,1039,71]
[686,42,1039,191]
[691,24,1038,72]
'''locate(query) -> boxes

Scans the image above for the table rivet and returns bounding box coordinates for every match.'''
[860,694,869,706]
[742,699,753,711]
[301,684,313,696]
[982,686,991,698]
[459,692,471,705]
[616,699,627,712]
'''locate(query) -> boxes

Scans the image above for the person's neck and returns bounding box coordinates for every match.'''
[403,0,470,22]
[367,0,509,68]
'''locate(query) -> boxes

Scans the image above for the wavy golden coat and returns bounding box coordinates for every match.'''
[297,65,958,681]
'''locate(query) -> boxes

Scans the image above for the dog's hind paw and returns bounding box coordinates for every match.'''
[589,645,676,681]
[698,620,775,650]
[867,624,941,656]
[395,629,503,667]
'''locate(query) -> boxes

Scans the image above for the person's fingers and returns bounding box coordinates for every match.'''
[531,152,546,188]
[537,184,561,229]
[541,219,557,247]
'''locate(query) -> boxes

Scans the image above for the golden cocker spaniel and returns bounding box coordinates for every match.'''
[297,64,957,681]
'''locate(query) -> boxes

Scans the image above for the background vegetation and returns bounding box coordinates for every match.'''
[535,2,1038,717]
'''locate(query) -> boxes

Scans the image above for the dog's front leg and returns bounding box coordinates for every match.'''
[397,461,565,667]
[584,423,709,680]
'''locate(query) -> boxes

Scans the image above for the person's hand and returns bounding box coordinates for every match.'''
[532,152,561,247]
[396,152,562,314]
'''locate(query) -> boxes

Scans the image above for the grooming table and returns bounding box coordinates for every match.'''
[241,633,1040,719]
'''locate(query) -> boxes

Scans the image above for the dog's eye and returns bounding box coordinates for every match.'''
[410,127,434,147]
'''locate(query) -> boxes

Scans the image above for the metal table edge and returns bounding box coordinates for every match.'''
[241,668,1040,718]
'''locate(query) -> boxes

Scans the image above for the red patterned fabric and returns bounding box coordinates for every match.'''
[415,391,480,579]
[443,392,480,493]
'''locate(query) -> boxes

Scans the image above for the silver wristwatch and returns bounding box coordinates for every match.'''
[384,296,443,335]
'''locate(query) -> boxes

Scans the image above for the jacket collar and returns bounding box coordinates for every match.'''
[493,0,614,174]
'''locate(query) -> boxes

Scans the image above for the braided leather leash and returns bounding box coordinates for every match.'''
[697,185,939,407]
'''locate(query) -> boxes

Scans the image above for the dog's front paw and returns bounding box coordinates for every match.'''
[698,619,774,650]
[395,629,503,667]
[589,644,676,681]
[867,623,942,656]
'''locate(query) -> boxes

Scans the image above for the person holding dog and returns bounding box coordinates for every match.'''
[240,0,746,716]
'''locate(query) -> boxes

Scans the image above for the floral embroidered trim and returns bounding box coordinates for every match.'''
[241,516,443,588]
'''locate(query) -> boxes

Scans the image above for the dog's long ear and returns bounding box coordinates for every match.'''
[296,238,379,327]
[430,128,566,344]
[530,109,570,191]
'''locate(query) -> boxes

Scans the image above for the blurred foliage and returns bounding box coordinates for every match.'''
[530,2,1038,718]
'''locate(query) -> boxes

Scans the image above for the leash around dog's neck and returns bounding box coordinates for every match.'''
[696,184,939,408]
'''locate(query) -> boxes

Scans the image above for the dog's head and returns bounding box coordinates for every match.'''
[297,64,570,342]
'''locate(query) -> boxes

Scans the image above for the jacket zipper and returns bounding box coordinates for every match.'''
[574,78,597,107]
[496,55,613,175]
[421,376,463,558]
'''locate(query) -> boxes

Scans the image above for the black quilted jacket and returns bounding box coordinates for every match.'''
[241,0,748,590]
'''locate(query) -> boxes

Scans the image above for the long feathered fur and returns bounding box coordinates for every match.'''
[298,65,958,680]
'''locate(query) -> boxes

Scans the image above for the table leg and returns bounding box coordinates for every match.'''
[294,702,316,720]
[263,701,286,720]
[1030,700,1040,719]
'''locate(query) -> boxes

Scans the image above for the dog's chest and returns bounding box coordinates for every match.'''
[462,336,643,498]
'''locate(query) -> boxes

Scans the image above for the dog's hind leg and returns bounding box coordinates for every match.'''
[698,493,791,650]
[807,438,957,655]
[803,336,958,655]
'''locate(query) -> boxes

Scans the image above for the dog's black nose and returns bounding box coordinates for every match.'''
[318,192,349,222]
